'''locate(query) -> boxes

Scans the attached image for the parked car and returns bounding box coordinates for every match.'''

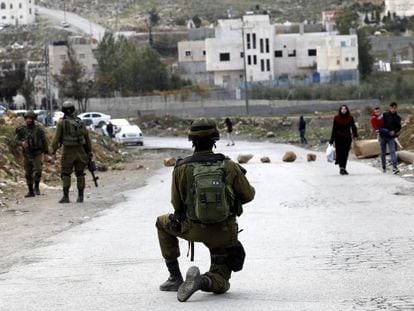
[52,111,64,125]
[34,109,48,125]
[77,112,111,128]
[60,21,70,28]
[0,105,6,117]
[115,125,144,146]
[101,118,131,137]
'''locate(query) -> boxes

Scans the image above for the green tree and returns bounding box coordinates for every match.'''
[54,44,91,112]
[358,28,374,79]
[192,15,202,28]
[0,62,25,106]
[336,7,359,35]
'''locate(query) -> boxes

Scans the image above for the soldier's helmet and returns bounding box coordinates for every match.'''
[61,101,75,115]
[24,110,37,120]
[188,118,220,142]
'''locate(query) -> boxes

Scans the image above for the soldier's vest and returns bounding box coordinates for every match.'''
[62,117,86,146]
[179,154,235,224]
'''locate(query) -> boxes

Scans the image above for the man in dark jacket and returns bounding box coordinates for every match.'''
[15,110,49,197]
[380,102,402,174]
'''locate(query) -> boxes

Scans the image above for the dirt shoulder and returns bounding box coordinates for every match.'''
[0,147,188,273]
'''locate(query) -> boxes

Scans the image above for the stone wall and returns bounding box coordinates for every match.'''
[88,96,379,118]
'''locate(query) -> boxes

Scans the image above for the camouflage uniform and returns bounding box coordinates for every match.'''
[156,119,255,302]
[51,102,92,203]
[15,111,49,197]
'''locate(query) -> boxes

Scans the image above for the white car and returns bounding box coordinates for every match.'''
[101,118,131,137]
[52,111,64,125]
[60,21,70,28]
[77,112,111,128]
[115,125,144,146]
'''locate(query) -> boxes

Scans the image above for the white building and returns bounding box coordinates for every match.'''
[178,15,359,89]
[0,0,36,26]
[385,0,414,17]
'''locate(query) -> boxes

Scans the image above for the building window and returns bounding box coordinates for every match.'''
[351,38,356,46]
[2,16,5,19]
[220,53,230,61]
[0,3,5,9]
[337,59,340,65]
[202,50,206,56]
[265,39,269,53]
[20,15,23,19]
[10,4,12,9]
[275,50,283,58]
[345,57,349,62]
[79,53,86,59]
[252,33,256,49]
[19,3,22,8]
[247,55,251,65]
[253,55,257,65]
[246,33,251,49]
[185,51,191,57]
[240,52,244,58]
[261,59,265,72]
[266,59,270,71]
[29,8,32,14]
[341,41,346,47]
[308,49,317,56]
[288,50,296,57]
[260,39,264,53]
[351,57,355,61]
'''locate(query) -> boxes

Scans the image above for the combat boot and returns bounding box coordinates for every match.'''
[177,266,212,302]
[34,181,41,195]
[59,188,70,203]
[25,184,35,198]
[76,189,84,203]
[159,259,183,292]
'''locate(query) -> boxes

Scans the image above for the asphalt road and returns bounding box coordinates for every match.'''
[0,137,413,310]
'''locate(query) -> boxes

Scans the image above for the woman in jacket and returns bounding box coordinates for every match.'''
[329,105,358,175]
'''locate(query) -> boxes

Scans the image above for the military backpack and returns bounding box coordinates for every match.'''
[180,154,235,224]
[61,117,86,146]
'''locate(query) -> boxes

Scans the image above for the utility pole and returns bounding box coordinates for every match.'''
[241,24,249,115]
[44,43,51,112]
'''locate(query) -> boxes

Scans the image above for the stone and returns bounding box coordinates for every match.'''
[307,153,317,162]
[260,156,271,163]
[282,151,296,162]
[164,157,176,167]
[237,154,253,164]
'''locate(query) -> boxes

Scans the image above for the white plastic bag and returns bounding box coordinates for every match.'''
[326,144,336,163]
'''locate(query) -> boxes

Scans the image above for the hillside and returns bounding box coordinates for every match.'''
[38,0,352,31]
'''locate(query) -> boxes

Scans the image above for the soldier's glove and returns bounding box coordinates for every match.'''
[167,212,182,232]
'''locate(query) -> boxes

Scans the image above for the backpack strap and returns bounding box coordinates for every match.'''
[176,153,226,167]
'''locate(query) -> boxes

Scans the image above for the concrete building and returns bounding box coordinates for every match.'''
[48,36,98,100]
[178,14,359,90]
[385,0,414,17]
[0,0,36,26]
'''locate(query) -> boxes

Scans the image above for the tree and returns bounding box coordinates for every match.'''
[357,28,374,79]
[148,8,160,46]
[192,15,202,28]
[0,62,25,106]
[54,44,91,112]
[335,7,359,35]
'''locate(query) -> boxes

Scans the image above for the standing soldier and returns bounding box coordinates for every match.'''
[155,118,255,302]
[51,101,93,203]
[15,110,49,197]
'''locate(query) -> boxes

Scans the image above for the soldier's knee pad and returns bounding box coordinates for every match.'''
[226,241,246,272]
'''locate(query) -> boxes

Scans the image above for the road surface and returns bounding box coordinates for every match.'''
[0,137,413,310]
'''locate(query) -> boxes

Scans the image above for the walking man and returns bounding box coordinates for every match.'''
[299,115,307,144]
[379,102,401,174]
[15,110,49,197]
[51,101,93,203]
[155,118,255,302]
[224,117,235,146]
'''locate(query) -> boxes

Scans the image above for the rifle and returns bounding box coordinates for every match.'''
[88,158,99,187]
